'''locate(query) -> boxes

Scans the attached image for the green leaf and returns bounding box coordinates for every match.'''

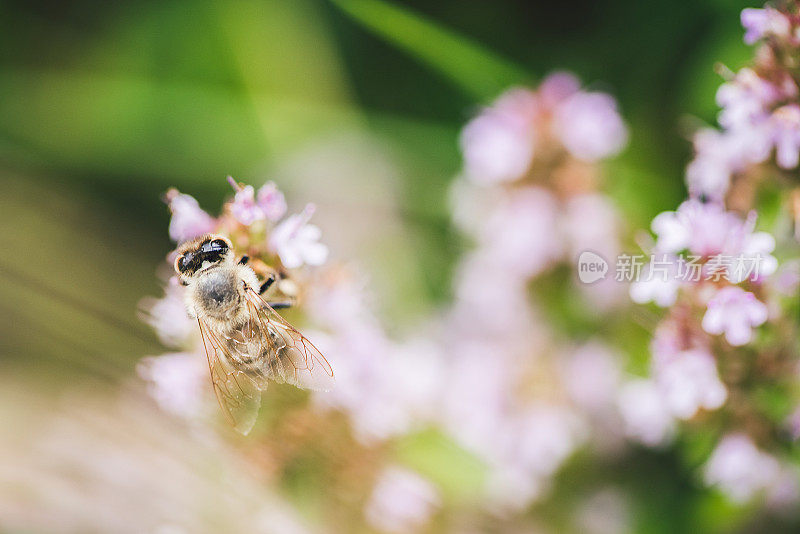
[329,0,529,99]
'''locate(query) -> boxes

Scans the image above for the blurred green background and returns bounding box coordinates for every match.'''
[0,0,766,531]
[0,0,758,375]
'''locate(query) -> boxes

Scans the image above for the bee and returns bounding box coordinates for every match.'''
[174,234,333,434]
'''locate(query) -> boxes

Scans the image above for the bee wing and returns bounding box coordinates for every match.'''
[243,286,335,392]
[197,317,263,435]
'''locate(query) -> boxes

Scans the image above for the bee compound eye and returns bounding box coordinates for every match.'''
[200,239,228,254]
[179,252,195,272]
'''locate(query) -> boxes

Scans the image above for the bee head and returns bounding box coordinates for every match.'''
[174,234,233,281]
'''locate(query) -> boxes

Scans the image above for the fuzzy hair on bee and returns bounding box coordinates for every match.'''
[172,233,334,434]
[174,234,259,330]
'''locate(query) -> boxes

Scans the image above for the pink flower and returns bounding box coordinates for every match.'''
[787,406,800,440]
[653,349,727,419]
[229,183,261,225]
[138,277,194,349]
[651,200,733,256]
[716,68,778,130]
[553,91,628,161]
[228,177,288,225]
[538,71,581,107]
[562,342,621,411]
[702,287,768,346]
[478,187,563,278]
[770,104,800,169]
[137,353,207,419]
[268,204,328,268]
[483,405,586,510]
[629,255,682,308]
[651,201,777,279]
[165,189,216,243]
[364,467,440,533]
[741,7,791,45]
[256,182,287,221]
[309,274,443,443]
[575,489,631,534]
[685,128,770,201]
[704,434,780,503]
[459,88,538,184]
[616,379,675,446]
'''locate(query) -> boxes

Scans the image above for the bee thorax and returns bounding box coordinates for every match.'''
[193,269,241,319]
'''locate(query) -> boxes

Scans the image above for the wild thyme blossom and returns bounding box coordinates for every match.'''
[228,176,287,225]
[269,204,328,269]
[164,189,216,242]
[364,466,441,534]
[444,72,628,512]
[459,71,627,186]
[140,177,332,425]
[628,2,800,508]
[702,434,790,504]
[687,7,800,200]
[142,177,446,531]
[306,268,443,444]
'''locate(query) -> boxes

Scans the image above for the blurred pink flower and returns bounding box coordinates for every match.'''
[538,71,581,107]
[653,348,727,419]
[770,104,800,169]
[137,353,207,419]
[440,343,515,456]
[575,489,631,534]
[485,465,545,511]
[562,342,621,412]
[716,68,779,130]
[165,190,216,243]
[268,204,328,268]
[552,91,628,161]
[309,275,443,444]
[651,200,732,256]
[513,406,586,477]
[774,259,800,296]
[704,434,780,503]
[650,201,777,280]
[564,194,620,259]
[741,7,791,44]
[686,127,772,200]
[364,467,440,533]
[484,405,585,510]
[616,379,675,446]
[228,177,288,225]
[138,277,194,349]
[257,182,288,221]
[478,187,563,278]
[229,183,262,225]
[702,287,768,346]
[629,255,681,307]
[460,88,538,185]
[450,251,534,339]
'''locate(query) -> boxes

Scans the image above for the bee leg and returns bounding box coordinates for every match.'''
[267,300,294,309]
[238,255,249,265]
[259,273,276,294]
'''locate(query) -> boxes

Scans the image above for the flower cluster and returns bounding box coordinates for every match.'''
[140,177,329,420]
[445,72,629,511]
[688,6,800,201]
[140,177,442,532]
[625,2,800,506]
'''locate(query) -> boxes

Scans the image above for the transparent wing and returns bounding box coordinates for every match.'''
[243,285,335,392]
[197,317,263,435]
